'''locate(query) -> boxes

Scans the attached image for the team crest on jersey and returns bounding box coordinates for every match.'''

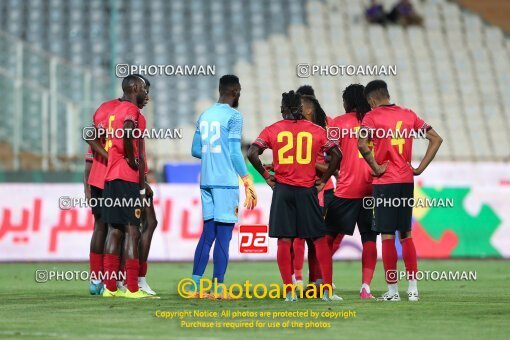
[135,208,141,219]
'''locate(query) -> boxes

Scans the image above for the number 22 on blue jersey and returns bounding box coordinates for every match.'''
[200,120,221,153]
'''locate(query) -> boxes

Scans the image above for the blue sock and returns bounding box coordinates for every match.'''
[213,222,234,291]
[192,219,216,277]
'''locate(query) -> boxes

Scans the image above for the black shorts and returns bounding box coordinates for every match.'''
[325,196,372,236]
[372,183,414,234]
[269,183,327,239]
[102,179,142,226]
[323,189,335,211]
[90,185,103,217]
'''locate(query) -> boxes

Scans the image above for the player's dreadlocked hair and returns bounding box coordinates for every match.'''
[281,91,302,120]
[343,84,372,122]
[301,95,327,129]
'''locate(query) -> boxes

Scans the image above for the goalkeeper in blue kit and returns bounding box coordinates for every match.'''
[190,75,257,299]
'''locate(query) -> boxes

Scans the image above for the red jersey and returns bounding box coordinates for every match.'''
[316,116,335,191]
[332,112,372,198]
[88,99,121,189]
[104,101,147,184]
[254,119,336,188]
[360,105,429,185]
[85,146,93,162]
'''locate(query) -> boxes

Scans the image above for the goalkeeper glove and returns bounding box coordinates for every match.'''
[241,175,257,210]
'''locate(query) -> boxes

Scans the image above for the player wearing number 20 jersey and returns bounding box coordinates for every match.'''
[248,91,342,301]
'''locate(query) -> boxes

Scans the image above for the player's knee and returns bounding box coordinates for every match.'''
[202,231,216,246]
[94,219,106,233]
[146,216,158,231]
[127,226,141,242]
[109,226,123,239]
[361,232,377,243]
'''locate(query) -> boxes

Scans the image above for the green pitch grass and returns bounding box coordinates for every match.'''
[1,260,509,339]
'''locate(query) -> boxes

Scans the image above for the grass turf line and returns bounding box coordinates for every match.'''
[0,260,509,339]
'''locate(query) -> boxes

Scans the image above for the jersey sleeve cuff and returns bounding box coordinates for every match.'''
[253,139,268,149]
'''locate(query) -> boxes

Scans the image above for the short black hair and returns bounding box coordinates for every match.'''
[296,85,315,97]
[343,84,372,122]
[219,74,240,93]
[364,80,389,100]
[281,90,302,120]
[122,74,150,93]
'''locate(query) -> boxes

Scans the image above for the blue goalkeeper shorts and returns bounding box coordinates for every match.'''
[200,187,239,223]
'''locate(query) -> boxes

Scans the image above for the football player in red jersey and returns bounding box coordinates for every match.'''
[291,85,336,289]
[134,111,159,296]
[248,91,342,301]
[299,94,336,289]
[84,98,121,295]
[85,75,157,297]
[326,84,377,299]
[101,74,158,299]
[291,85,319,288]
[358,80,443,301]
[83,147,102,294]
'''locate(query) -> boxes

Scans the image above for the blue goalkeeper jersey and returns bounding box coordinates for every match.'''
[195,103,244,189]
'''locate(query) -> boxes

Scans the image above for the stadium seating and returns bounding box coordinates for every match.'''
[0,0,509,170]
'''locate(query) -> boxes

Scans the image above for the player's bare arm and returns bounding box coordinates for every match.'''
[123,120,138,171]
[316,146,341,192]
[263,163,274,172]
[248,144,276,188]
[358,132,388,177]
[84,160,92,201]
[144,178,154,198]
[315,162,339,177]
[138,139,146,196]
[411,128,443,176]
[86,132,108,160]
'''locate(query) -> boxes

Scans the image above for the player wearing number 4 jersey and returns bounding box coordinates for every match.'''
[248,91,342,302]
[190,75,257,299]
[358,80,443,302]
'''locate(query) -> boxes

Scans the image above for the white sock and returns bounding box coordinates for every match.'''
[91,279,101,285]
[292,274,296,283]
[138,277,146,284]
[361,283,371,294]
[408,279,418,292]
[388,283,398,295]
